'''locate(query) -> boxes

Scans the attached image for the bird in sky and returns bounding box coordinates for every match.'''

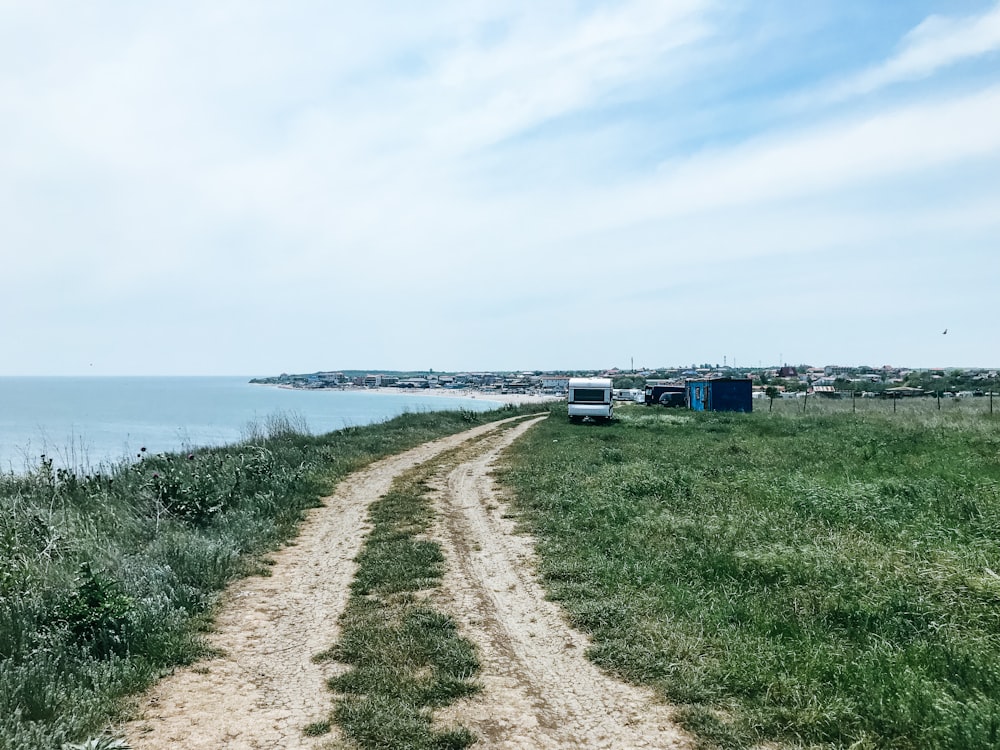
[942,329,948,335]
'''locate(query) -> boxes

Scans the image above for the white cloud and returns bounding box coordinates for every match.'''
[645,82,1000,216]
[425,0,711,153]
[452,82,1000,280]
[1,2,998,373]
[821,1,1000,102]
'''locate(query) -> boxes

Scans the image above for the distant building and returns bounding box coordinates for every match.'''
[397,378,429,388]
[540,376,570,393]
[501,380,531,393]
[824,365,855,376]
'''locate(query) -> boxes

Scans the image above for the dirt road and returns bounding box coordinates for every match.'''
[124,416,688,749]
[430,418,689,749]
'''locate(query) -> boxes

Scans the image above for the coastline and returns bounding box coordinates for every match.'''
[271,383,561,406]
[371,386,561,406]
[2,379,561,473]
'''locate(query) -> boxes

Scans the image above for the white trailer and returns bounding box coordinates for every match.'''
[568,377,614,422]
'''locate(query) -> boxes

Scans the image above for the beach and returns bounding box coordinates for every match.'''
[368,386,561,406]
[272,384,561,406]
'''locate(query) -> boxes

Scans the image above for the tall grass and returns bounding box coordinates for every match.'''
[0,404,529,750]
[498,402,1000,749]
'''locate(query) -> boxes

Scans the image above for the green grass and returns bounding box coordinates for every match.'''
[497,401,1000,749]
[0,404,533,750]
[302,719,331,737]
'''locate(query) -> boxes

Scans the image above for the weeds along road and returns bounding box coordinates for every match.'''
[124,415,689,750]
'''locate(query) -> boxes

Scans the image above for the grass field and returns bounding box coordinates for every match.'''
[498,399,1000,749]
[0,405,530,750]
[6,393,997,749]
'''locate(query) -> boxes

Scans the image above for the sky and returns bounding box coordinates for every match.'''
[1,1,998,375]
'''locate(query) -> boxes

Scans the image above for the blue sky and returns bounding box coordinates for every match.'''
[1,1,998,375]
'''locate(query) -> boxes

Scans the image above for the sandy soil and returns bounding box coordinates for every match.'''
[123,415,687,749]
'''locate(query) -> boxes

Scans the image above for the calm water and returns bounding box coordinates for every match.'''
[0,377,502,471]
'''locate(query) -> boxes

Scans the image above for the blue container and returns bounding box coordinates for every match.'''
[686,378,753,412]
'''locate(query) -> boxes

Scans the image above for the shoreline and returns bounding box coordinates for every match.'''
[372,386,561,406]
[1,382,560,473]
[271,383,562,406]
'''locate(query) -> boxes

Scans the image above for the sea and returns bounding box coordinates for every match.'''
[0,376,503,472]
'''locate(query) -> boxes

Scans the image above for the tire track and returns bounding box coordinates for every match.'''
[429,417,691,749]
[122,416,530,750]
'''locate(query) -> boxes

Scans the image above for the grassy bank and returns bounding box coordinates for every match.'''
[0,405,530,750]
[498,402,1000,748]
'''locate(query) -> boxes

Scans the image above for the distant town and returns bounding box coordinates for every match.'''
[251,364,999,400]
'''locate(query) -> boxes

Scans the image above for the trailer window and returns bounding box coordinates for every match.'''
[571,388,607,403]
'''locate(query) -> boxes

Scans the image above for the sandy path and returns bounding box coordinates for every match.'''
[430,417,690,749]
[123,416,528,750]
[124,414,689,749]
